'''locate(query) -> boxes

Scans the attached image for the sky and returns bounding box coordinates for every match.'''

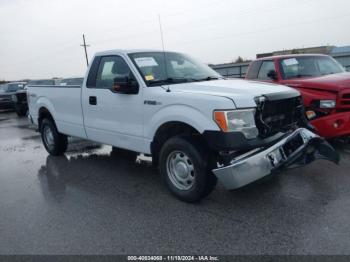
[0,0,349,80]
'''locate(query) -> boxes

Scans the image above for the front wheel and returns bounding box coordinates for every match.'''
[15,107,27,116]
[159,137,217,203]
[40,118,68,156]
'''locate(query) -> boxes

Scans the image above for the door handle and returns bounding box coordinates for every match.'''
[89,96,97,105]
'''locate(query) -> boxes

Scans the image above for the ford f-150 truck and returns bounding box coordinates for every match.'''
[245,54,350,139]
[27,50,339,202]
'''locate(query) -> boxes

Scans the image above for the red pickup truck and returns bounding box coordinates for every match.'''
[245,54,350,139]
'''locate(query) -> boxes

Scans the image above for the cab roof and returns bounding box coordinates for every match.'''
[256,53,329,61]
[95,49,168,56]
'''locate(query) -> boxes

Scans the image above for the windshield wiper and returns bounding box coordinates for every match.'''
[148,77,189,85]
[196,76,221,81]
[295,74,314,78]
[185,76,224,82]
[148,76,223,85]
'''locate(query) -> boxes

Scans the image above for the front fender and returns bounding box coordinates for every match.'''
[298,88,337,107]
[145,104,220,140]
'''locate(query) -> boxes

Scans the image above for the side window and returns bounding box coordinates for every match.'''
[257,61,275,80]
[95,56,132,89]
[246,61,262,79]
[87,56,101,88]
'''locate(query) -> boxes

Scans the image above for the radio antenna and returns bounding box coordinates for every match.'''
[158,14,166,53]
[158,14,170,92]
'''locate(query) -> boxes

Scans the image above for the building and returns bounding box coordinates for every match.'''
[210,61,250,79]
[331,46,350,71]
[210,45,350,78]
[256,45,335,58]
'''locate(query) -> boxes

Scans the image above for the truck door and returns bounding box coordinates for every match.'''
[82,55,145,153]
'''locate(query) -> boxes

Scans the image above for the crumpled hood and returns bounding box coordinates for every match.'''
[168,79,299,108]
[282,72,350,91]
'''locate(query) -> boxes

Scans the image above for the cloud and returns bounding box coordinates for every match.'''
[0,0,349,80]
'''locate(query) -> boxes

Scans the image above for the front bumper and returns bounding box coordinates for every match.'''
[311,111,350,138]
[212,128,339,190]
[0,95,14,109]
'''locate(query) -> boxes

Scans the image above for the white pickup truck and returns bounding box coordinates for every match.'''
[27,49,339,202]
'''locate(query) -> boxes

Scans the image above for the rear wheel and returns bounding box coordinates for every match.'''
[159,137,217,203]
[40,118,68,156]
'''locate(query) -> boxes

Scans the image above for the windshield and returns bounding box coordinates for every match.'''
[279,56,345,79]
[128,52,222,86]
[7,83,25,92]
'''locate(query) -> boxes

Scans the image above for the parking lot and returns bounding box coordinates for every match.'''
[0,111,350,255]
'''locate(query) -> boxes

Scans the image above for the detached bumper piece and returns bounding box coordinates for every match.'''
[28,114,34,125]
[212,128,339,190]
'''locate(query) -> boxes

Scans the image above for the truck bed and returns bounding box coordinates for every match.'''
[28,85,87,138]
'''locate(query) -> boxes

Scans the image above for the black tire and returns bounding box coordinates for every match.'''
[159,136,217,203]
[40,118,68,156]
[15,108,27,116]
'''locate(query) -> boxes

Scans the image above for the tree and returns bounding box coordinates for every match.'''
[235,56,244,63]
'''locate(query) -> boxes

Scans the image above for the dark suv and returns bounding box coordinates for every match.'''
[0,82,26,114]
[13,79,58,116]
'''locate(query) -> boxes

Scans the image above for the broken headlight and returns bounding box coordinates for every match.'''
[213,109,259,139]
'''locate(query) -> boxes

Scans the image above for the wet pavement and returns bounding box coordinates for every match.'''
[0,111,350,255]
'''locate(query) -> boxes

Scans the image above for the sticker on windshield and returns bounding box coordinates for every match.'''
[145,75,154,81]
[135,57,158,67]
[283,58,299,66]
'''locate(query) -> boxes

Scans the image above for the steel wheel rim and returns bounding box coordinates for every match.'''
[166,150,195,190]
[43,125,55,150]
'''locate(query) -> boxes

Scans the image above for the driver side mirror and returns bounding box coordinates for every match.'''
[111,76,139,94]
[267,70,278,81]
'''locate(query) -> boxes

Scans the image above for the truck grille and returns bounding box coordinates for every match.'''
[340,90,350,107]
[255,96,303,138]
[0,95,11,102]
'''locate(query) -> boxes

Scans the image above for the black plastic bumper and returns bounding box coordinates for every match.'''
[203,130,287,152]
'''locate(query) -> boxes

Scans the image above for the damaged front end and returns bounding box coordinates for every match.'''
[212,128,339,190]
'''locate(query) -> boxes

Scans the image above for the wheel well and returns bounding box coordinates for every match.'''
[38,107,54,131]
[151,122,205,160]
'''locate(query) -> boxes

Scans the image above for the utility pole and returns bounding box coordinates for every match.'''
[80,34,90,67]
